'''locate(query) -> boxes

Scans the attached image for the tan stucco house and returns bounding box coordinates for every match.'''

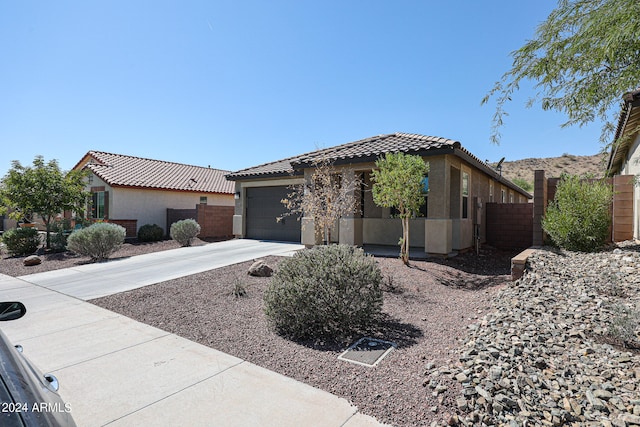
[72,151,235,237]
[226,133,531,256]
[607,88,640,239]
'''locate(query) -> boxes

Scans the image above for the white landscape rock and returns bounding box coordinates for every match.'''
[425,242,640,426]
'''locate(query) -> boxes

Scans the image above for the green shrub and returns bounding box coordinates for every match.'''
[67,223,125,261]
[1,227,40,256]
[608,303,640,348]
[542,174,612,252]
[170,219,200,247]
[137,224,164,242]
[49,218,72,251]
[264,244,383,339]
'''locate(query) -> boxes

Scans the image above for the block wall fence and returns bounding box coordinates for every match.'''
[486,170,634,251]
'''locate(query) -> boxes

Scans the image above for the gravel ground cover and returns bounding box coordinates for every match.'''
[432,243,640,426]
[90,247,514,426]
[2,238,521,426]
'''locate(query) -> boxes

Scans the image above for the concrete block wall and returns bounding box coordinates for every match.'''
[109,219,138,238]
[486,202,533,250]
[196,205,234,239]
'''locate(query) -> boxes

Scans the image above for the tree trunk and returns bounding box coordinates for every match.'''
[44,216,51,250]
[401,217,410,265]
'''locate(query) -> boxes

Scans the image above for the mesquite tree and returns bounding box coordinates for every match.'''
[483,0,640,145]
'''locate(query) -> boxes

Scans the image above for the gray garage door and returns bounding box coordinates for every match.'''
[246,186,301,242]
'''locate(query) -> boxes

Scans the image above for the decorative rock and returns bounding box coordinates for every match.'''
[23,255,41,266]
[248,260,273,277]
[433,242,640,426]
[455,372,468,383]
[621,413,640,425]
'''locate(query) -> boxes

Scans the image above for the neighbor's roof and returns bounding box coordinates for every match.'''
[227,132,532,198]
[607,89,640,174]
[73,151,234,194]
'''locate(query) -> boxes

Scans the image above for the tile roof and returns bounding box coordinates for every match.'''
[227,133,460,179]
[227,132,532,198]
[74,151,234,194]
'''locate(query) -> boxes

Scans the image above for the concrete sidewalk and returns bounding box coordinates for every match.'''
[0,239,386,426]
[18,239,305,300]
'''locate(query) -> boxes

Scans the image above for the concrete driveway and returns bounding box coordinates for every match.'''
[0,239,386,427]
[18,239,305,300]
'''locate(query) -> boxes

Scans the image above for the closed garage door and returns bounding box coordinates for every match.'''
[246,186,301,242]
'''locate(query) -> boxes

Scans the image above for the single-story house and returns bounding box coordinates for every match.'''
[607,88,640,239]
[72,151,235,237]
[226,132,531,256]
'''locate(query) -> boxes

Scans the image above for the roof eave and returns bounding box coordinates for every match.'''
[226,170,303,181]
[291,147,458,170]
[607,89,640,174]
[454,148,532,199]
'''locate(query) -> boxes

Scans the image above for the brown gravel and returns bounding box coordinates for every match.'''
[86,245,516,427]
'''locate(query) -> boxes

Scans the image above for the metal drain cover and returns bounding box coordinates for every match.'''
[338,337,397,367]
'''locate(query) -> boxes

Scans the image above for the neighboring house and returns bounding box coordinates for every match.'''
[607,88,640,239]
[72,151,235,237]
[226,132,531,256]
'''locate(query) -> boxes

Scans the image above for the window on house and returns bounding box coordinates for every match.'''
[501,189,506,203]
[419,174,429,217]
[509,193,514,203]
[91,192,105,219]
[489,182,494,202]
[462,172,469,219]
[200,196,208,204]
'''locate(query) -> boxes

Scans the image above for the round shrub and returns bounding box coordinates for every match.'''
[263,244,383,339]
[67,223,126,261]
[542,174,613,252]
[1,227,40,256]
[170,219,200,247]
[137,224,164,242]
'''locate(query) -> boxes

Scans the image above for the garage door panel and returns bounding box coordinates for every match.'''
[246,187,301,242]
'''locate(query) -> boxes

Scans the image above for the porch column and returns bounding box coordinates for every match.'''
[301,168,320,247]
[532,170,547,246]
[424,157,453,255]
[232,182,244,237]
[339,168,363,246]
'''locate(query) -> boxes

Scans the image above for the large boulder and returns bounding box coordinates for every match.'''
[248,260,273,277]
[23,255,42,266]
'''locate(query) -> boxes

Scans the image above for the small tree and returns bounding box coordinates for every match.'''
[371,152,429,265]
[542,174,613,252]
[281,157,361,244]
[0,156,89,250]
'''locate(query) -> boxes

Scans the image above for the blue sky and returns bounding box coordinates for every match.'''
[0,1,608,178]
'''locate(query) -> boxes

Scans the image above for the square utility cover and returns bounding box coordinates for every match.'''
[338,337,397,367]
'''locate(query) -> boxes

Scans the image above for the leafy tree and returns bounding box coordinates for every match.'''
[512,178,533,192]
[0,156,89,250]
[483,0,640,144]
[542,174,612,251]
[281,157,362,244]
[371,152,429,265]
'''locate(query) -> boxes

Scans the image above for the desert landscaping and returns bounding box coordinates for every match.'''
[3,239,639,426]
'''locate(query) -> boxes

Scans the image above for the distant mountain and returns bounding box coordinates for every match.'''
[491,153,608,190]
